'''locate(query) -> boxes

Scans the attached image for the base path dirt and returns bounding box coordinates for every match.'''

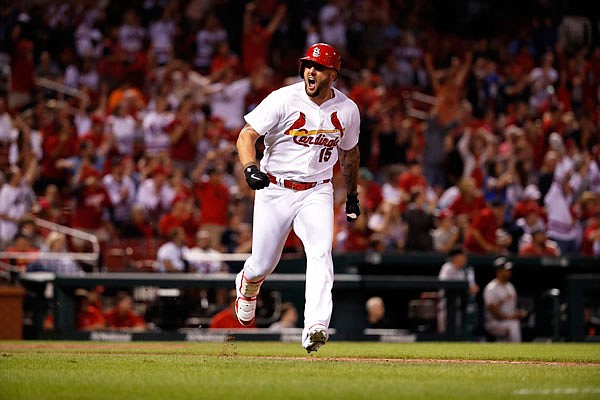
[2,342,599,367]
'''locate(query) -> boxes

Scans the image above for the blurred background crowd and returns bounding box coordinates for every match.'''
[1,0,600,279]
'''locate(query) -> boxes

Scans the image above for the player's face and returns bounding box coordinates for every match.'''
[498,268,512,282]
[453,253,467,268]
[303,61,335,99]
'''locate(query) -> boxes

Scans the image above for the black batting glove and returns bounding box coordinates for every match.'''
[244,164,270,190]
[345,193,361,222]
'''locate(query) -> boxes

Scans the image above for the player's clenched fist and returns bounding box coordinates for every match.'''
[345,193,361,222]
[244,164,270,190]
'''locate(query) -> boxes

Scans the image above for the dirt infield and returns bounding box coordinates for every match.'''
[2,342,599,367]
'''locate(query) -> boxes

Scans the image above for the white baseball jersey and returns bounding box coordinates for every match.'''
[245,81,360,182]
[439,262,467,281]
[483,278,517,323]
[438,261,468,300]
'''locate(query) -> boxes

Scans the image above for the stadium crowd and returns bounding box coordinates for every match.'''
[1,0,600,280]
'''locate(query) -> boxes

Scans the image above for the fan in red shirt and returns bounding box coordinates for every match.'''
[511,43,535,74]
[194,167,230,248]
[76,288,106,331]
[519,228,560,257]
[4,234,38,272]
[241,2,286,74]
[397,160,427,204]
[167,98,200,169]
[449,176,487,222]
[41,119,79,188]
[581,212,600,257]
[512,184,545,220]
[171,167,194,204]
[71,168,112,250]
[79,115,111,160]
[358,168,383,214]
[9,39,35,110]
[209,290,256,329]
[348,70,383,112]
[98,27,128,84]
[104,291,145,331]
[158,199,199,244]
[335,200,370,252]
[464,200,511,254]
[210,40,240,78]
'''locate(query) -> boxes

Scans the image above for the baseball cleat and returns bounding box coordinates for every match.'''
[302,324,329,353]
[235,272,262,326]
[235,295,256,326]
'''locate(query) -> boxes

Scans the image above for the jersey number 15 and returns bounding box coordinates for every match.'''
[319,147,332,162]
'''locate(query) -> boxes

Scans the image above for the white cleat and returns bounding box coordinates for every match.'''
[235,295,256,326]
[235,272,262,326]
[302,325,329,353]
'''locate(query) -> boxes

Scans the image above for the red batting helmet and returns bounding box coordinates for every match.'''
[299,43,341,78]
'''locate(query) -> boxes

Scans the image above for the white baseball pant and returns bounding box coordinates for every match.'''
[241,182,334,332]
[486,319,522,342]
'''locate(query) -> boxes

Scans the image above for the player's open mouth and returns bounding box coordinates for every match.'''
[307,77,316,90]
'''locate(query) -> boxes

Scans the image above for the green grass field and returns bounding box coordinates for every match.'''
[1,341,599,400]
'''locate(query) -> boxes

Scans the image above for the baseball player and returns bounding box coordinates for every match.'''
[483,257,527,342]
[437,246,479,334]
[235,43,361,353]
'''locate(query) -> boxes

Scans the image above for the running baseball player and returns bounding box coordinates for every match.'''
[235,43,361,353]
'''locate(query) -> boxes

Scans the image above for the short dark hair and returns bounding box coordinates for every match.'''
[447,246,465,258]
[490,199,505,208]
[13,233,29,242]
[168,227,183,241]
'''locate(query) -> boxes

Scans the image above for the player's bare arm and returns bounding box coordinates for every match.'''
[237,123,260,166]
[339,145,360,194]
[339,145,361,221]
[488,303,506,320]
[237,123,270,190]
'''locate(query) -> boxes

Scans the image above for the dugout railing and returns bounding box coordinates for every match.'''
[16,252,600,342]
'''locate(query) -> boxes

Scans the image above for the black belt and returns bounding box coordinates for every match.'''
[267,173,331,191]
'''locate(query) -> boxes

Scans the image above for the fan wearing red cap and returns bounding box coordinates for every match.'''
[235,42,361,353]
